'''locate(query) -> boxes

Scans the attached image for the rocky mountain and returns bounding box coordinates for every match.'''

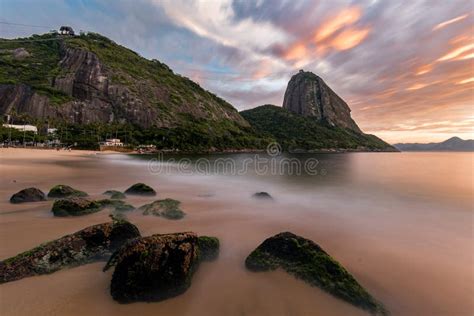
[241,105,395,152]
[0,32,262,151]
[283,70,361,132]
[394,137,474,151]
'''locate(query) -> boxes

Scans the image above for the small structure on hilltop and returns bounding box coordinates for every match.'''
[59,26,75,36]
[102,139,124,147]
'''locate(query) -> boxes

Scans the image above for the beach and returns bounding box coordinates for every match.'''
[0,148,472,316]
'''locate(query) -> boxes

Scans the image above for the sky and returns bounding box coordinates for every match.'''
[0,0,473,143]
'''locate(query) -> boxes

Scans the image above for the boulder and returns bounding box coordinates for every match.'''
[103,190,126,200]
[98,199,135,212]
[104,232,199,303]
[124,183,156,196]
[47,184,88,198]
[0,220,140,283]
[51,197,101,217]
[9,187,46,203]
[245,232,387,315]
[252,192,273,200]
[139,198,185,219]
[197,236,220,261]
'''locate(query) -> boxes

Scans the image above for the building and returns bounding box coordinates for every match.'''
[3,124,38,134]
[47,128,58,134]
[102,138,124,147]
[59,26,75,36]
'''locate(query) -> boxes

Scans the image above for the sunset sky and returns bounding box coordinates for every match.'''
[1,0,473,143]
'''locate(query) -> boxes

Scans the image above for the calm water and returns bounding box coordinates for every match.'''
[0,151,472,315]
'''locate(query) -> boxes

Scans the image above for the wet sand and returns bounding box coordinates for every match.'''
[0,148,472,315]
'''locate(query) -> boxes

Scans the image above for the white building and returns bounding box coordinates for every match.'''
[3,124,38,134]
[102,138,124,147]
[47,128,58,134]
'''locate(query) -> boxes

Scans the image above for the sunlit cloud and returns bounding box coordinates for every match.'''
[313,6,362,42]
[432,14,469,31]
[416,64,434,75]
[437,43,474,61]
[330,27,370,51]
[457,77,474,84]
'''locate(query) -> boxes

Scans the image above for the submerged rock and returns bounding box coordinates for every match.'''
[104,232,199,303]
[139,198,185,219]
[245,232,387,315]
[10,187,46,203]
[252,192,273,200]
[124,183,156,196]
[98,199,135,212]
[103,190,126,200]
[47,184,88,198]
[51,197,101,217]
[0,220,140,283]
[197,236,220,261]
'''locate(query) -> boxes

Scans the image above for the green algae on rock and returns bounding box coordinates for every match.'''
[51,197,101,216]
[124,183,156,196]
[245,232,387,315]
[47,184,88,198]
[103,190,126,200]
[10,187,46,203]
[0,220,140,283]
[139,198,185,219]
[104,232,199,303]
[197,236,220,261]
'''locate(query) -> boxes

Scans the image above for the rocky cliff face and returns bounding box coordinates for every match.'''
[283,71,361,132]
[0,33,247,129]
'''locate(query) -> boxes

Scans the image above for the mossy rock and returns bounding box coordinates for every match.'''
[0,220,140,283]
[245,232,387,315]
[10,187,46,203]
[139,198,185,220]
[197,236,220,261]
[98,199,135,212]
[48,185,88,198]
[124,183,156,196]
[103,232,199,303]
[103,190,126,200]
[51,197,101,217]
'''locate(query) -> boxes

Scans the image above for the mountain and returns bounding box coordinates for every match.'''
[241,105,395,152]
[0,32,262,151]
[394,137,474,151]
[283,70,361,132]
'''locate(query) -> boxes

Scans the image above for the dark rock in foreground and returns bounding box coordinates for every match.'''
[52,197,101,217]
[197,236,220,261]
[103,190,126,200]
[0,220,140,283]
[124,183,156,196]
[10,187,46,203]
[139,198,185,219]
[104,232,199,303]
[245,232,387,315]
[252,192,273,200]
[48,184,88,198]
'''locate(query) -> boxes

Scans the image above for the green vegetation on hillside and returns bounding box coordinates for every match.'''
[240,105,394,151]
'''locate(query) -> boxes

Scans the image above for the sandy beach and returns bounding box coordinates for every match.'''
[0,148,472,316]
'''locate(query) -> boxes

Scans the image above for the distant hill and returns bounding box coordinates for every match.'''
[240,105,396,152]
[394,137,474,151]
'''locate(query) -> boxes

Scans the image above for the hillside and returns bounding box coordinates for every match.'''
[394,137,474,151]
[240,105,395,152]
[0,32,262,151]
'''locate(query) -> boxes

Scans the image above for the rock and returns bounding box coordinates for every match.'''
[245,232,387,315]
[252,192,273,200]
[103,232,199,303]
[0,220,140,283]
[9,187,46,203]
[197,236,220,261]
[139,199,185,220]
[51,197,101,217]
[283,71,362,132]
[47,184,88,198]
[103,190,126,200]
[12,48,30,59]
[98,199,135,212]
[124,183,156,196]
